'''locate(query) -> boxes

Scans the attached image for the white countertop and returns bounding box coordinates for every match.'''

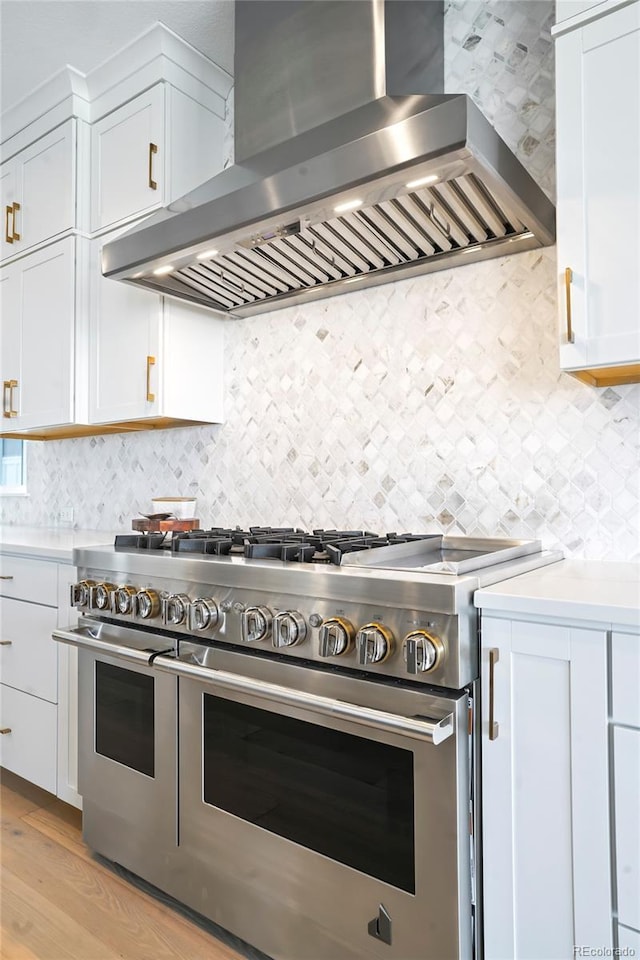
[475,559,640,628]
[0,525,118,562]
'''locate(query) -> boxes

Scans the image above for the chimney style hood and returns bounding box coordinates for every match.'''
[102,0,555,318]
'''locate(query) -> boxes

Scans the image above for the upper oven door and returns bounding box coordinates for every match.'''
[155,644,472,960]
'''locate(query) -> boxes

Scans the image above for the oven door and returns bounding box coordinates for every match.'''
[155,643,473,960]
[54,619,178,886]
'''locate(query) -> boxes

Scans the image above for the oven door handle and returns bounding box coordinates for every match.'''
[154,655,455,745]
[52,625,168,666]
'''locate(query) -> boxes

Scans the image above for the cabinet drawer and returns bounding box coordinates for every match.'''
[0,683,57,793]
[611,631,640,728]
[614,726,640,931]
[0,598,58,702]
[0,555,58,605]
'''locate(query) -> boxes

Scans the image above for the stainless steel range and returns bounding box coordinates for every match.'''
[54,528,562,960]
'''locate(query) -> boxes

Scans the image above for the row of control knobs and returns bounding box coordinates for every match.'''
[70,580,444,673]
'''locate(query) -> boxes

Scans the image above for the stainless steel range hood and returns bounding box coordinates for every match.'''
[102,0,555,318]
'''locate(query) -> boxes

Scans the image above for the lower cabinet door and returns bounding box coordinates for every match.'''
[614,726,640,932]
[0,683,57,793]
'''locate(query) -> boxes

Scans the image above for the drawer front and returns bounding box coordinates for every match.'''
[0,684,57,793]
[0,555,58,605]
[614,725,640,931]
[612,631,640,728]
[0,598,58,701]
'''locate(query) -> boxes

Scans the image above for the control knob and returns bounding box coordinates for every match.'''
[70,579,96,608]
[318,617,355,657]
[355,622,395,665]
[162,593,191,626]
[403,630,445,674]
[189,598,220,631]
[241,606,273,642]
[91,582,116,611]
[135,589,161,620]
[272,611,307,648]
[114,585,137,615]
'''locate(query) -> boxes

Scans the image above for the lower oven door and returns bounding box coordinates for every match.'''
[155,643,473,960]
[54,619,178,885]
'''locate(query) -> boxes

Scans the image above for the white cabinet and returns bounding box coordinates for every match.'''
[1,119,86,263]
[481,616,612,959]
[554,0,640,386]
[0,555,60,794]
[91,82,226,233]
[91,86,165,232]
[0,237,85,433]
[0,552,81,807]
[89,227,224,426]
[611,631,640,941]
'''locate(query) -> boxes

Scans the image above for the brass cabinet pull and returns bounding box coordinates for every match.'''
[148,143,158,190]
[3,380,18,418]
[2,381,9,415]
[5,205,13,243]
[0,640,12,646]
[564,267,575,344]
[489,647,499,741]
[146,356,156,402]
[12,202,21,241]
[0,728,12,735]
[0,576,14,581]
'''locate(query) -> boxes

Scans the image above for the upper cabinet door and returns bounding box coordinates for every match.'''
[91,85,165,232]
[88,227,160,424]
[555,2,640,382]
[17,238,76,430]
[0,264,21,422]
[1,121,77,264]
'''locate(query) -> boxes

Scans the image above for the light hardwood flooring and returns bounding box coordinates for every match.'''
[0,770,261,960]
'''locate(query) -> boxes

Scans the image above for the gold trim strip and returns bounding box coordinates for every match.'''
[568,362,640,387]
[0,417,210,441]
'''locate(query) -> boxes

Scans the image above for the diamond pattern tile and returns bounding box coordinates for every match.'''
[2,2,639,562]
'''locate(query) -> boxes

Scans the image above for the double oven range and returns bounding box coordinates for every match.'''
[55,528,561,960]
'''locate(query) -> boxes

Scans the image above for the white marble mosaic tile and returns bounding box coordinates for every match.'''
[2,1,639,562]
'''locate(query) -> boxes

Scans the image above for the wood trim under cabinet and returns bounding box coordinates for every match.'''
[567,362,640,387]
[0,417,210,441]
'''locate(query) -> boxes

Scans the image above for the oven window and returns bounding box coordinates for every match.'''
[95,662,155,777]
[202,694,415,892]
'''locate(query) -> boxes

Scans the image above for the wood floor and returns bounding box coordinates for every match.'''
[0,770,254,960]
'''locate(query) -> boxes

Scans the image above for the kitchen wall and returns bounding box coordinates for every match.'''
[2,1,639,561]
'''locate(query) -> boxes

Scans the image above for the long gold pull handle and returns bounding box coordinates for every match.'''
[146,356,156,402]
[0,728,12,735]
[0,576,14,581]
[3,380,18,418]
[564,267,574,344]
[148,143,158,190]
[0,640,12,646]
[5,205,13,243]
[2,381,9,415]
[489,647,499,741]
[12,202,21,241]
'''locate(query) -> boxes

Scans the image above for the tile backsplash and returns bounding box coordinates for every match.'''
[2,1,639,561]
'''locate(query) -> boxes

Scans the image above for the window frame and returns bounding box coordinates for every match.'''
[0,439,28,496]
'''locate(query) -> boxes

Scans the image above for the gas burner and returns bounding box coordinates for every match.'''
[114,527,438,564]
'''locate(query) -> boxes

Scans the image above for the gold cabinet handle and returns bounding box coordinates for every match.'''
[0,576,14,581]
[0,728,12,735]
[148,143,158,190]
[5,205,13,243]
[0,640,12,646]
[146,356,156,402]
[489,647,499,741]
[12,202,21,241]
[564,267,574,344]
[3,380,18,418]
